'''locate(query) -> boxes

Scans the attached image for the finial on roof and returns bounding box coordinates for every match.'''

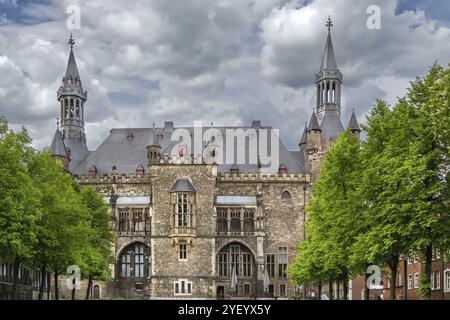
[326,16,333,32]
[56,117,60,128]
[68,33,75,50]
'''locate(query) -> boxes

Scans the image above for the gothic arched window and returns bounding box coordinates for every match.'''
[118,243,151,279]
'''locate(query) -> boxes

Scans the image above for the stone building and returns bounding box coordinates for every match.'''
[49,23,360,299]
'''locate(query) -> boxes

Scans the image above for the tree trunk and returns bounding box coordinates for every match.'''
[343,276,349,300]
[389,255,399,300]
[423,244,432,300]
[46,272,51,300]
[317,283,322,300]
[11,260,19,300]
[328,281,333,300]
[85,275,92,300]
[364,264,370,300]
[38,264,46,300]
[54,271,59,300]
[336,281,340,300]
[403,258,408,300]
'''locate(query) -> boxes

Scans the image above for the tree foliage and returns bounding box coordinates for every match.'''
[289,63,450,300]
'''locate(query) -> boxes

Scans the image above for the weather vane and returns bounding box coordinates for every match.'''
[68,33,75,49]
[326,16,333,31]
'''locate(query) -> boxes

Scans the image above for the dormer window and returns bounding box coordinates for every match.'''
[278,164,288,175]
[89,165,98,177]
[136,165,145,176]
[127,132,134,141]
[230,164,239,175]
[179,145,187,157]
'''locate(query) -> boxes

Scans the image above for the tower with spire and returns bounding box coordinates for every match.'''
[301,17,361,181]
[51,34,89,172]
[315,16,344,142]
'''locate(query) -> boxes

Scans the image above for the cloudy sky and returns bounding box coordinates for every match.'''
[0,0,449,150]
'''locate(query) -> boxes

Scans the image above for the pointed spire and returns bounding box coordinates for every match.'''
[307,112,321,132]
[320,17,337,72]
[65,34,80,80]
[348,109,361,132]
[50,128,68,158]
[299,122,307,146]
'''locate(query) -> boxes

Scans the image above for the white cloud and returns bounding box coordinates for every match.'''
[0,0,448,151]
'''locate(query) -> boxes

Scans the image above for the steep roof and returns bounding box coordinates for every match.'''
[307,112,321,132]
[50,129,68,158]
[299,122,307,145]
[320,31,338,72]
[170,179,196,193]
[73,125,307,175]
[65,49,80,80]
[348,110,361,132]
[320,112,344,142]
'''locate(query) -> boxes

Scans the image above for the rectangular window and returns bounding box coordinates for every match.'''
[408,274,413,290]
[218,252,228,277]
[230,208,241,233]
[266,254,275,278]
[436,272,441,290]
[243,208,255,233]
[134,245,144,277]
[398,273,402,286]
[414,273,419,288]
[174,279,193,295]
[216,208,228,233]
[133,209,144,231]
[280,284,286,297]
[119,209,129,231]
[176,194,190,227]
[278,247,288,278]
[445,270,450,292]
[179,242,187,261]
[242,253,252,277]
[121,254,131,277]
[231,246,240,276]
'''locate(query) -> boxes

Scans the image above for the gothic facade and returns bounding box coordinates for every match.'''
[49,25,361,299]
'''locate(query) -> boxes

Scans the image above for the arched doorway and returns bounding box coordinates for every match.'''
[216,242,256,298]
[117,242,151,279]
[92,284,100,299]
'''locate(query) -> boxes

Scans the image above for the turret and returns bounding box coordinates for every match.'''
[147,124,161,165]
[348,109,361,139]
[50,123,70,171]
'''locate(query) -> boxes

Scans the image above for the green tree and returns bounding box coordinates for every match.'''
[289,130,363,300]
[78,187,115,300]
[28,151,91,300]
[0,118,41,299]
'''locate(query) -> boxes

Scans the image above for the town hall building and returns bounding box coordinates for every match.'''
[49,20,361,299]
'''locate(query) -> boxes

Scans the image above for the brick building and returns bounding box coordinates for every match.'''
[48,24,361,299]
[382,252,450,300]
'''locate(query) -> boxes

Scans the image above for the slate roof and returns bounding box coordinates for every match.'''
[307,112,321,132]
[50,129,68,158]
[73,125,307,175]
[170,179,196,193]
[348,110,361,132]
[320,111,344,142]
[65,49,80,80]
[320,31,338,72]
